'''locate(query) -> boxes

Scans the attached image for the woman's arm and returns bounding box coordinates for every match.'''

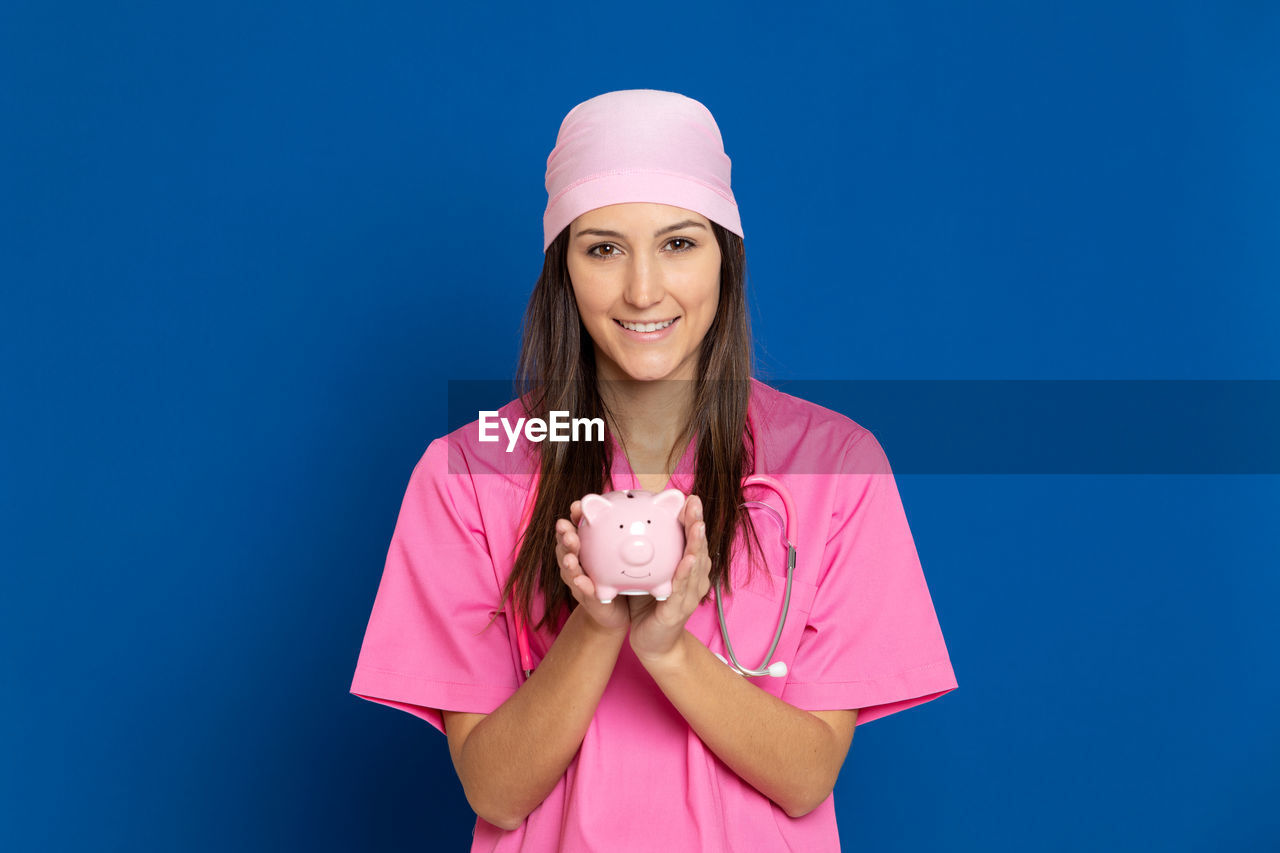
[445,501,631,831]
[637,630,858,819]
[626,496,858,817]
[444,604,626,831]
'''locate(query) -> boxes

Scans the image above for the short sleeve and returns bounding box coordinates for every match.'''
[349,437,519,735]
[783,429,958,726]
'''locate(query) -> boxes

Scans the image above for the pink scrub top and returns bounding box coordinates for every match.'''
[350,378,958,851]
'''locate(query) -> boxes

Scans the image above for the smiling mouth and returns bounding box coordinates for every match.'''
[619,570,651,578]
[615,317,678,333]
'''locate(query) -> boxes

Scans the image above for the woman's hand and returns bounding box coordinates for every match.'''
[556,500,631,635]
[627,494,711,663]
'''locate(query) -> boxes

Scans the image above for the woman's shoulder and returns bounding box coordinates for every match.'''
[749,377,877,461]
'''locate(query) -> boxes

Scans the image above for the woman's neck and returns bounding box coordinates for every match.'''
[598,378,695,459]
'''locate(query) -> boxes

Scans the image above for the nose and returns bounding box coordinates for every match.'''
[623,256,664,309]
[620,538,655,566]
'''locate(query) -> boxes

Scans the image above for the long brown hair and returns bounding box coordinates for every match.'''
[498,220,767,635]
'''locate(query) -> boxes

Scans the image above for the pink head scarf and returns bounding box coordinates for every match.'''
[542,89,745,253]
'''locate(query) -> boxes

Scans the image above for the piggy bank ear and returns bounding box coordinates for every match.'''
[653,489,686,517]
[581,493,612,524]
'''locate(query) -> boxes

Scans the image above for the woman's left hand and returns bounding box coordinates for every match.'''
[628,494,712,663]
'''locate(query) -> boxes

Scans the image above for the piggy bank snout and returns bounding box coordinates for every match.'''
[621,537,655,566]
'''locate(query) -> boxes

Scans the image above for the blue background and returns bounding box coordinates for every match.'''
[2,1,1277,850]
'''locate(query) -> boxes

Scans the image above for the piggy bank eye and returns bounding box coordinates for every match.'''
[647,519,651,524]
[618,524,623,529]
[625,492,634,499]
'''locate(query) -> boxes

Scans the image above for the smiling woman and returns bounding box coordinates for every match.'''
[349,88,958,852]
[567,203,722,385]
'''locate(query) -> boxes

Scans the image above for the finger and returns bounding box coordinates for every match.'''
[675,537,696,578]
[680,517,704,564]
[561,526,580,555]
[561,552,587,599]
[662,549,695,603]
[563,550,584,582]
[688,524,711,599]
[568,555,591,589]
[685,498,703,535]
[684,494,703,526]
[696,528,712,585]
[555,520,570,561]
[676,555,698,594]
[569,499,583,525]
[670,520,702,595]
[695,522,711,577]
[559,547,572,582]
[682,495,701,527]
[679,517,697,559]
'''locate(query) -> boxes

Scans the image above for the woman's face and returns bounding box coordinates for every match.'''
[566,202,722,385]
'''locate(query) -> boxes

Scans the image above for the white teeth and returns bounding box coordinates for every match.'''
[619,318,675,332]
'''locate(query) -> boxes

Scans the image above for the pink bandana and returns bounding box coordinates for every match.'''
[542,89,744,252]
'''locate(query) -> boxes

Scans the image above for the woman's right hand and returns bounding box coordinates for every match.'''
[556,500,630,635]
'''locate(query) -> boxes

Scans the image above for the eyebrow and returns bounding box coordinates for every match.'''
[573,219,708,241]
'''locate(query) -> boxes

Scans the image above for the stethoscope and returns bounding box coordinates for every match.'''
[512,406,798,681]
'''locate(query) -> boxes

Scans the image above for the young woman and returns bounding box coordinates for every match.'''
[351,89,958,851]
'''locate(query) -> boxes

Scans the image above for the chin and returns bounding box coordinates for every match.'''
[608,363,669,382]
[632,365,692,383]
[620,371,669,383]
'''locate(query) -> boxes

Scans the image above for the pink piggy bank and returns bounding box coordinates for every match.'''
[577,488,687,604]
